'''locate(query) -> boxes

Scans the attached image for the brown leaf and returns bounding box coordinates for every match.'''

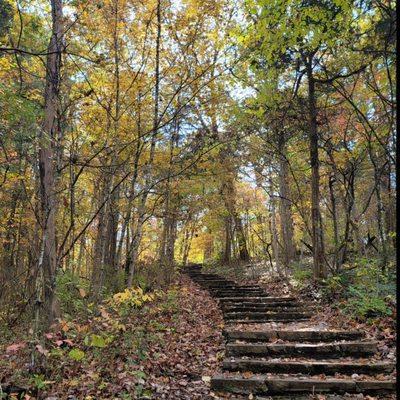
[6,342,26,353]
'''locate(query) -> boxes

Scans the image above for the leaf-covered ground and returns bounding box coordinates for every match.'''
[0,275,225,399]
[0,269,396,400]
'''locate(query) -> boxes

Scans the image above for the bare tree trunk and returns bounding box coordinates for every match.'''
[278,132,296,269]
[328,175,339,271]
[306,56,326,280]
[234,214,250,261]
[127,0,161,287]
[182,219,195,266]
[37,0,64,327]
[223,216,232,263]
[382,161,395,247]
[219,161,249,262]
[118,94,143,271]
[91,178,108,295]
[269,177,281,275]
[159,113,179,276]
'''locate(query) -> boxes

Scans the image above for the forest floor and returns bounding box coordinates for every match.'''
[1,275,225,399]
[0,268,396,399]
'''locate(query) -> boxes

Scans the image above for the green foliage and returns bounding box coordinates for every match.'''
[68,348,85,361]
[345,286,392,319]
[84,333,114,348]
[0,0,12,37]
[291,264,313,287]
[159,288,179,313]
[29,374,49,390]
[323,258,395,320]
[130,272,152,292]
[55,271,90,317]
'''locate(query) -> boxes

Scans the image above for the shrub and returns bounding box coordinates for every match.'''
[344,285,392,319]
[291,265,313,288]
[334,257,396,320]
[107,287,161,316]
[56,271,90,316]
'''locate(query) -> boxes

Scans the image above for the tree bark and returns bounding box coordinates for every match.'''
[37,0,64,327]
[277,132,296,269]
[268,177,282,275]
[127,0,161,286]
[306,56,326,280]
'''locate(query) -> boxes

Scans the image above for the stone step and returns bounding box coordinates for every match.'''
[190,277,224,281]
[197,284,238,289]
[222,306,309,313]
[222,302,304,307]
[202,284,261,289]
[223,330,364,343]
[224,312,312,321]
[225,318,311,324]
[213,293,267,298]
[210,375,396,395]
[215,294,267,299]
[196,279,239,286]
[225,342,378,358]
[192,276,231,280]
[218,296,296,303]
[211,288,265,292]
[223,358,395,375]
[212,291,266,295]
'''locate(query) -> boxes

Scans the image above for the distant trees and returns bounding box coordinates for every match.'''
[230,0,396,278]
[0,0,395,331]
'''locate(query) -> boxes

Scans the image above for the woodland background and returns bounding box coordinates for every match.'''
[0,0,396,385]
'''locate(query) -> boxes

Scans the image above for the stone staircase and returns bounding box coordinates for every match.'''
[185,265,396,398]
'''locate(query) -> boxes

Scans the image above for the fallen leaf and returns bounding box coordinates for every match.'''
[6,342,26,353]
[36,344,49,356]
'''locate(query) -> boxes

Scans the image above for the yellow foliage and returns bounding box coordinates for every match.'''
[109,287,161,311]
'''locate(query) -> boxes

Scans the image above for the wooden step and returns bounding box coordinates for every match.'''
[226,342,378,358]
[206,285,261,290]
[222,306,309,313]
[214,294,267,298]
[224,311,312,321]
[211,375,396,395]
[218,296,296,303]
[224,330,364,342]
[225,318,311,324]
[198,281,236,286]
[223,358,395,375]
[221,301,300,308]
[212,288,265,293]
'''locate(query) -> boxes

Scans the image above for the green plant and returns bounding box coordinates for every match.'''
[291,265,313,287]
[56,271,90,317]
[68,348,85,361]
[30,374,48,390]
[345,286,392,319]
[159,288,178,313]
[84,333,114,348]
[336,257,396,320]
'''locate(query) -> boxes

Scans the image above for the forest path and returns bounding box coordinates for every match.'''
[185,264,396,399]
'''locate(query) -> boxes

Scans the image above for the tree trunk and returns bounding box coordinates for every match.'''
[127,0,162,287]
[37,0,64,327]
[277,132,296,269]
[269,177,282,276]
[222,216,232,263]
[306,56,326,280]
[328,175,339,271]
